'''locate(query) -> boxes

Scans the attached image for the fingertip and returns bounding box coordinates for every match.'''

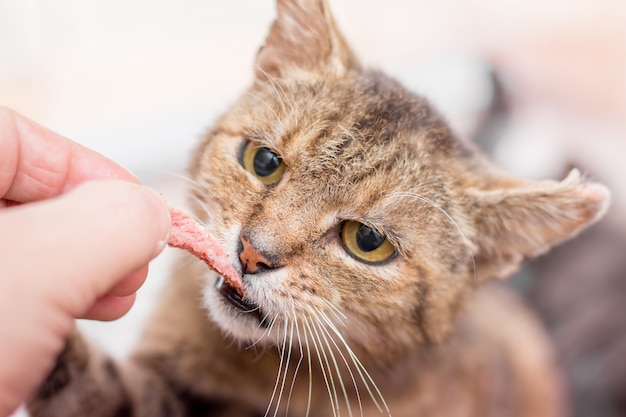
[108,265,149,297]
[82,294,136,321]
[140,187,171,256]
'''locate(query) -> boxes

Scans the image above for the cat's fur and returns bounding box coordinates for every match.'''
[28,0,610,416]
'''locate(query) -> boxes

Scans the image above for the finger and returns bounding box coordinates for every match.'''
[0,180,171,318]
[106,264,149,297]
[85,265,148,321]
[83,294,137,321]
[0,107,138,203]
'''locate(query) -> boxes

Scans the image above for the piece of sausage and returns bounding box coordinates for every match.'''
[167,205,244,295]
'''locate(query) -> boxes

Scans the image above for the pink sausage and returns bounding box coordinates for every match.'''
[167,205,244,295]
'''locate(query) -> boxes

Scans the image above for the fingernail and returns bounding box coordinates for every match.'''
[144,188,171,255]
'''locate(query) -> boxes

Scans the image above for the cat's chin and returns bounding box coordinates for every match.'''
[202,275,273,344]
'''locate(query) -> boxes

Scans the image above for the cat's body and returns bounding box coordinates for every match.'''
[28,1,609,416]
[31,263,561,417]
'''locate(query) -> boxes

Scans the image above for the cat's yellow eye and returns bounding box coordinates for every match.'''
[241,142,286,185]
[341,221,396,264]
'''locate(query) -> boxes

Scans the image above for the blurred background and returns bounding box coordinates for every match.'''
[2,1,625,416]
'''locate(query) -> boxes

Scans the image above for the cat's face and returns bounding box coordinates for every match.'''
[191,67,476,359]
[187,0,608,362]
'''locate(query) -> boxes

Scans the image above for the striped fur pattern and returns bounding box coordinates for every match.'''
[28,0,609,416]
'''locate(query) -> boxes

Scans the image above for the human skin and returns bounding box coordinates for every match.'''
[0,107,171,416]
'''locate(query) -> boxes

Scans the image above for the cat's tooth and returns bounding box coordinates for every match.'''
[214,276,225,289]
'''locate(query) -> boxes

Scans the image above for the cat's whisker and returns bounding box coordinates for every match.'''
[310,308,356,417]
[312,307,364,417]
[187,192,225,234]
[245,91,283,127]
[309,313,345,417]
[263,317,287,417]
[286,310,306,415]
[320,298,348,325]
[265,64,301,117]
[390,191,477,284]
[254,65,296,119]
[274,315,295,417]
[246,309,279,350]
[136,169,205,191]
[154,173,223,224]
[138,170,220,227]
[303,315,340,417]
[314,308,391,416]
[235,113,279,136]
[277,315,297,417]
[186,180,217,200]
[309,315,342,416]
[263,314,280,343]
[301,316,314,417]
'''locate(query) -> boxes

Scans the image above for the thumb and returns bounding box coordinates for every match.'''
[0,180,171,318]
[0,181,170,416]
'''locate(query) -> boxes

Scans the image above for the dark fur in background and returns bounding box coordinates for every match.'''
[477,73,626,417]
[522,214,626,417]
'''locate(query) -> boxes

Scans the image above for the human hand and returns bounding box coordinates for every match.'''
[0,107,171,416]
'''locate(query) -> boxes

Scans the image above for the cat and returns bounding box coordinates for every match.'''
[27,0,610,416]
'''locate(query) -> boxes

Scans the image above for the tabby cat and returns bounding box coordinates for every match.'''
[28,0,610,416]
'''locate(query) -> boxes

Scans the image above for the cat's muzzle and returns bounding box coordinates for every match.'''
[214,276,268,327]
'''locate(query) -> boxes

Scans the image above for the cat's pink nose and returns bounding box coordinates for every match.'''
[239,236,273,274]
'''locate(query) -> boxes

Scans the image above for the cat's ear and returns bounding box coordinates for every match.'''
[467,169,610,281]
[256,0,359,79]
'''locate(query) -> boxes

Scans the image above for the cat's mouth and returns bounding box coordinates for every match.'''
[214,276,268,327]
